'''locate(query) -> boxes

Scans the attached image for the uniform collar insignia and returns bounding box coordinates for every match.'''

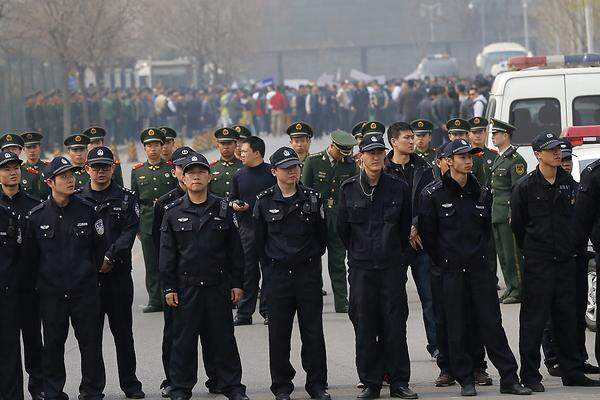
[441,203,453,208]
[268,209,280,214]
[178,217,189,222]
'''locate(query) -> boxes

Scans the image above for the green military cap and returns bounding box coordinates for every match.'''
[286,121,313,138]
[490,118,516,134]
[361,120,385,136]
[352,121,367,139]
[231,125,251,139]
[214,127,239,143]
[140,127,166,145]
[468,117,489,131]
[446,118,471,133]
[331,130,357,156]
[82,126,106,142]
[410,119,434,135]
[0,133,25,150]
[64,134,90,149]
[20,131,44,146]
[159,126,177,141]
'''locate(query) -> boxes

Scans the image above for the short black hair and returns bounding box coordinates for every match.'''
[243,136,265,157]
[387,122,413,145]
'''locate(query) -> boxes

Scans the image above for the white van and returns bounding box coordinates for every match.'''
[485,55,600,171]
[476,42,531,76]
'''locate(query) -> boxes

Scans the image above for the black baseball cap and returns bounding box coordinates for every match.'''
[270,146,301,169]
[181,153,210,173]
[446,139,482,156]
[0,151,23,167]
[359,134,387,152]
[171,146,196,166]
[532,132,562,151]
[43,156,82,179]
[87,146,114,165]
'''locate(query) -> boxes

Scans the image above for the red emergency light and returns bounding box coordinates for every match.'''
[508,54,600,71]
[562,125,600,146]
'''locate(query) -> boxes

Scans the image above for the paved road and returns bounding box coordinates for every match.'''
[52,135,600,399]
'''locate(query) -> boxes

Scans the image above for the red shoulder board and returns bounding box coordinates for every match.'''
[114,160,121,165]
[27,166,39,175]
[132,162,144,170]
[166,160,174,166]
[489,148,498,154]
[210,160,218,166]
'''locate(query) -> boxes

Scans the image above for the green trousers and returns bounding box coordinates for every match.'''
[492,222,523,298]
[326,213,348,312]
[140,232,162,307]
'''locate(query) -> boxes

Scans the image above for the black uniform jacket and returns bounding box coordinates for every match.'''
[337,171,411,270]
[159,193,244,292]
[575,159,600,250]
[152,185,185,250]
[0,203,20,291]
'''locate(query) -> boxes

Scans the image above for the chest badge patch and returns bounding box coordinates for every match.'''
[95,220,104,235]
[178,217,189,222]
[269,209,280,214]
[40,225,50,230]
[442,203,453,208]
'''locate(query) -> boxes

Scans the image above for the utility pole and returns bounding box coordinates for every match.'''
[420,3,442,42]
[523,0,530,50]
[584,0,595,52]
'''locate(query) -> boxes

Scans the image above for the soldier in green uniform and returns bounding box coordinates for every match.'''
[351,121,366,167]
[231,125,251,160]
[20,132,51,200]
[411,119,436,167]
[446,118,485,183]
[469,117,497,185]
[82,126,124,187]
[301,129,358,312]
[159,126,177,162]
[131,128,178,313]
[209,127,243,198]
[489,118,527,304]
[64,133,91,189]
[287,121,312,163]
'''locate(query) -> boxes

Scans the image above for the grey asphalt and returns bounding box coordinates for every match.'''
[51,135,599,399]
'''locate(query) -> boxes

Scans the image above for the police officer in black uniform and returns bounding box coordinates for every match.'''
[76,146,145,399]
[0,151,25,400]
[418,139,531,397]
[253,147,329,400]
[25,156,107,400]
[337,131,416,399]
[511,133,600,390]
[0,150,44,400]
[159,153,249,400]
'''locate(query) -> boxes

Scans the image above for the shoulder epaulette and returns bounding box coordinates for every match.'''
[26,166,39,175]
[489,148,498,154]
[307,151,324,159]
[585,158,600,173]
[115,160,120,165]
[257,186,275,199]
[132,162,144,170]
[73,187,83,194]
[118,185,135,196]
[29,202,46,215]
[166,160,174,167]
[504,146,518,158]
[340,175,358,188]
[425,180,443,195]
[210,160,218,166]
[164,197,184,212]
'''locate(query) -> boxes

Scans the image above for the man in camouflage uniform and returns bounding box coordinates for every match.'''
[489,119,527,304]
[131,128,178,313]
[63,133,91,189]
[209,127,243,199]
[159,126,177,162]
[83,126,124,187]
[469,117,497,185]
[287,121,313,163]
[301,128,357,312]
[20,132,50,200]
[411,119,436,167]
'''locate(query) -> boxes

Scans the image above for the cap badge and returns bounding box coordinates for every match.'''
[235,126,241,132]
[5,134,12,141]
[417,121,424,128]
[27,133,33,139]
[160,128,166,133]
[148,129,155,136]
[461,140,467,145]
[223,128,229,135]
[61,158,68,164]
[90,128,97,134]
[182,149,188,155]
[97,149,104,156]
[191,156,198,161]
[75,135,81,142]
[370,122,377,129]
[4,153,11,158]
[371,136,377,142]
[283,150,291,156]
[295,123,302,131]
[454,120,460,126]
[474,118,480,124]
[546,133,553,138]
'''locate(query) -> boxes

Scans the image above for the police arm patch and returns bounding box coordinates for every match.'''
[95,219,105,235]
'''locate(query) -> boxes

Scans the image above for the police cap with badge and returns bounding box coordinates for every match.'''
[445,139,482,156]
[140,127,166,145]
[87,146,114,165]
[64,134,90,149]
[411,119,434,136]
[468,117,489,131]
[214,127,239,143]
[446,118,471,133]
[231,125,251,140]
[359,133,388,152]
[331,130,357,157]
[287,122,313,138]
[43,156,82,180]
[21,131,44,147]
[532,132,562,151]
[0,133,25,151]
[0,150,23,167]
[82,126,107,143]
[270,146,301,169]
[490,118,516,135]
[181,153,211,173]
[171,146,196,166]
[159,126,177,141]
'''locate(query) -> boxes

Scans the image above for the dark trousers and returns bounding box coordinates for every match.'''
[18,291,44,397]
[100,272,142,394]
[236,218,270,319]
[169,285,245,400]
[0,291,23,400]
[348,266,410,390]
[40,292,105,400]
[140,232,162,308]
[406,251,437,356]
[269,260,327,396]
[519,257,583,385]
[442,267,518,386]
[161,294,221,391]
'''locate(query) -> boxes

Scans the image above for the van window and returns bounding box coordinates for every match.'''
[485,97,496,119]
[509,98,561,145]
[573,96,600,126]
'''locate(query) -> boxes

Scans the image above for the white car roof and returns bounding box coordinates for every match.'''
[482,42,528,54]
[490,67,600,96]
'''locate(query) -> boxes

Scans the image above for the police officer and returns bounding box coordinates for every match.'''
[232,125,251,160]
[82,126,124,187]
[131,127,178,313]
[384,121,437,359]
[209,127,243,198]
[20,132,51,200]
[410,119,435,167]
[159,153,249,400]
[301,128,357,312]
[0,151,26,400]
[254,147,329,400]
[25,156,107,400]
[159,126,177,162]
[337,132,416,399]
[76,146,145,399]
[286,122,313,162]
[0,150,44,400]
[511,133,600,390]
[64,133,92,189]
[419,139,531,397]
[489,119,527,304]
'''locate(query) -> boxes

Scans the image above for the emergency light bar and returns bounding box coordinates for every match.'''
[562,125,600,146]
[508,53,600,70]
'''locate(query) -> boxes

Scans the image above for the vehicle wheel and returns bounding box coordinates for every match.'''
[586,259,597,332]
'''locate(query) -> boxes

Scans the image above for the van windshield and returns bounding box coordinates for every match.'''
[509,98,561,146]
